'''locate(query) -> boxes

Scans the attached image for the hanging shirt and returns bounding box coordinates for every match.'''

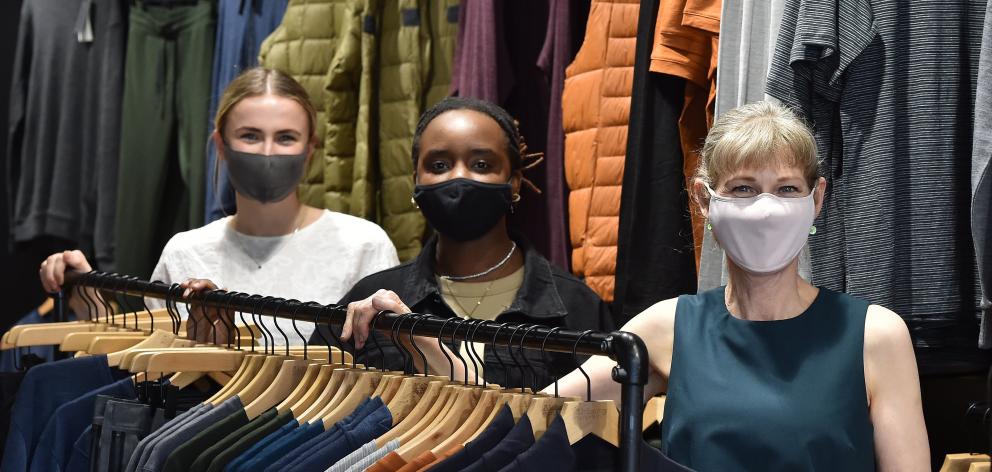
[284,402,392,472]
[461,414,534,471]
[139,397,243,472]
[162,407,250,472]
[201,409,293,472]
[268,397,388,471]
[426,404,514,472]
[438,266,524,378]
[149,210,399,345]
[341,439,400,472]
[0,355,123,472]
[126,404,212,472]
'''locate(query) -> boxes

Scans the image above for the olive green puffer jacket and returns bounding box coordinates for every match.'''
[258,0,353,208]
[323,0,459,262]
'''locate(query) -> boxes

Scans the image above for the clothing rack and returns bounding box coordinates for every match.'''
[62,270,649,471]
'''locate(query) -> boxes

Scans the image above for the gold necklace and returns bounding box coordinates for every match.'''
[444,279,496,318]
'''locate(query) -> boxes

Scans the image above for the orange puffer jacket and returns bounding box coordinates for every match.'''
[562,0,639,302]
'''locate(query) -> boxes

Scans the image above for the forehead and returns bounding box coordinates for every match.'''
[226,94,307,127]
[719,162,807,183]
[421,109,504,145]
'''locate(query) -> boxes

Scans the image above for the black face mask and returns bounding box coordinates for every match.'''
[223,144,307,204]
[413,178,512,241]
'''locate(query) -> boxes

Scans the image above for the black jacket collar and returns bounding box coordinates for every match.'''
[399,234,569,319]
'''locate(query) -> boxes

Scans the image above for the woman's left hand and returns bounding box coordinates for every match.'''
[180,278,234,345]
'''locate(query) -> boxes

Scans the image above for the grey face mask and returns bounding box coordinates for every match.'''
[223,144,307,204]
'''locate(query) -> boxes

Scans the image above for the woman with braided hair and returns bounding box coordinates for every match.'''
[315,96,613,389]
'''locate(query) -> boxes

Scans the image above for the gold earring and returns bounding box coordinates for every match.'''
[511,193,521,203]
[410,196,419,209]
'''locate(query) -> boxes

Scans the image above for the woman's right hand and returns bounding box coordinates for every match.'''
[341,289,411,349]
[39,250,92,293]
[39,250,96,316]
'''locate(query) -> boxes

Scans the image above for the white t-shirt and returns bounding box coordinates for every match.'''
[148,210,399,345]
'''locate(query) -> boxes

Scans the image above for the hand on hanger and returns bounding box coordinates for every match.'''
[39,250,100,318]
[180,278,235,344]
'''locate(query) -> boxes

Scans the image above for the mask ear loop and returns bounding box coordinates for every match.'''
[572,330,594,402]
[541,327,562,398]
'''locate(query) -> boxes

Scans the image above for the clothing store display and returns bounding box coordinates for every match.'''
[461,415,534,471]
[97,398,155,472]
[29,378,135,472]
[698,0,795,292]
[767,0,987,373]
[196,409,291,472]
[1,355,123,472]
[322,0,458,262]
[148,210,399,344]
[648,0,720,264]
[226,418,299,471]
[137,397,243,472]
[313,235,612,389]
[426,404,514,472]
[126,404,211,472]
[612,0,696,326]
[497,415,574,471]
[325,439,377,472]
[204,0,290,222]
[662,286,875,469]
[562,0,639,302]
[222,145,309,204]
[115,0,217,279]
[413,179,512,242]
[162,406,250,472]
[6,0,126,270]
[342,439,400,472]
[451,0,571,269]
[974,0,992,348]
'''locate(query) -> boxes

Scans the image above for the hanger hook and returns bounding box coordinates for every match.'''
[270,297,291,355]
[389,313,412,374]
[436,317,456,381]
[127,276,147,329]
[166,283,184,336]
[193,288,216,346]
[95,272,115,325]
[542,327,562,398]
[108,273,129,327]
[449,318,472,384]
[366,311,388,371]
[490,323,511,388]
[78,271,98,322]
[408,314,430,377]
[317,303,347,364]
[572,330,594,402]
[209,289,235,349]
[519,325,542,393]
[308,302,330,360]
[257,296,277,354]
[285,300,307,358]
[468,320,490,387]
[242,294,263,352]
[506,324,528,393]
[222,291,243,349]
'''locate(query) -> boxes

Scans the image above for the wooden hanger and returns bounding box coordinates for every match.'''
[643,395,666,432]
[243,358,310,419]
[430,388,499,455]
[560,400,619,447]
[380,383,456,449]
[274,362,322,413]
[397,383,480,459]
[293,363,349,418]
[320,368,382,427]
[139,349,245,375]
[464,392,514,444]
[376,380,447,448]
[106,330,180,366]
[83,336,148,354]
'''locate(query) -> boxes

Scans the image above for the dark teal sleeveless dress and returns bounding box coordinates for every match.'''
[661,286,876,471]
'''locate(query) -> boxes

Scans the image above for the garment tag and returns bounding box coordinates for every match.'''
[76,7,94,43]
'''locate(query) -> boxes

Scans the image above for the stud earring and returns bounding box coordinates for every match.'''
[809,225,817,235]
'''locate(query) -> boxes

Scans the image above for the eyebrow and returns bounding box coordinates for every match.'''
[233,126,302,135]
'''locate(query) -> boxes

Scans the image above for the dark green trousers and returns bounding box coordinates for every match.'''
[115,2,215,278]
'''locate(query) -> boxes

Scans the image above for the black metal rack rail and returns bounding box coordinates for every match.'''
[63,270,649,471]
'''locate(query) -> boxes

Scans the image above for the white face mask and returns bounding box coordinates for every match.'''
[706,185,816,274]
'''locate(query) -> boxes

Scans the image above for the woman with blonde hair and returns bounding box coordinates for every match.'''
[344,101,930,470]
[40,67,399,343]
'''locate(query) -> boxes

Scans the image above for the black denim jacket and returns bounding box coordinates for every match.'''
[312,235,614,390]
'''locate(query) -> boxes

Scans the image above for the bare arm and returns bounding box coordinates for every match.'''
[864,305,929,471]
[542,298,677,404]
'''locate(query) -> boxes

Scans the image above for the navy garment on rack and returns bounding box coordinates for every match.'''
[612,0,696,327]
[257,397,381,471]
[0,309,76,373]
[237,421,322,471]
[137,396,243,472]
[204,0,289,222]
[126,403,212,472]
[0,355,122,472]
[427,404,514,472]
[462,414,534,471]
[280,401,392,472]
[29,377,136,472]
[225,418,298,471]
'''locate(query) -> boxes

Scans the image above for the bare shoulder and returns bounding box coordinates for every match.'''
[864,304,913,354]
[620,297,679,378]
